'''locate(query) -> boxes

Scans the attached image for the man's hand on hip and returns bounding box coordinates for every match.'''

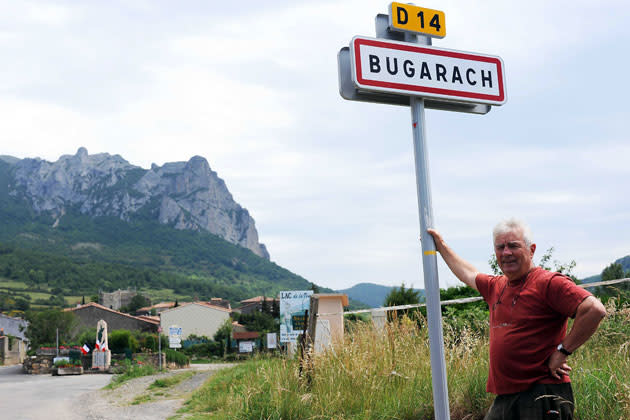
[547,351,572,380]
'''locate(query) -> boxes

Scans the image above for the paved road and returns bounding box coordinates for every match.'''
[0,363,232,420]
[0,364,112,420]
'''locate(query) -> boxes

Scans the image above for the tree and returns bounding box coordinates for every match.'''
[384,283,421,320]
[261,296,271,315]
[120,293,151,314]
[237,311,278,333]
[598,262,630,303]
[213,319,233,356]
[24,309,78,350]
[601,263,625,281]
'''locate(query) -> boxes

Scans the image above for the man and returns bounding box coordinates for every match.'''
[427,218,606,420]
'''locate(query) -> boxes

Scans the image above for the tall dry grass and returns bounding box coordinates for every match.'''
[180,301,630,420]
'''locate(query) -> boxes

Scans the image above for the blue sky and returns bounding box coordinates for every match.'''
[1,1,629,290]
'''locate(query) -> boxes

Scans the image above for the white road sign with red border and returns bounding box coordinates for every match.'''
[350,36,506,106]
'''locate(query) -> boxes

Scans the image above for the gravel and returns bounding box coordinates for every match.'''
[74,363,234,420]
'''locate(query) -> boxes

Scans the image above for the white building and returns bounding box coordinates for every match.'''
[159,302,231,339]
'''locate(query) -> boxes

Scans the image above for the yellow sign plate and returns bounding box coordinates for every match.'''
[389,3,446,38]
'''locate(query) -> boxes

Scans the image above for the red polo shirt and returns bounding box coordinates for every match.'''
[476,267,591,395]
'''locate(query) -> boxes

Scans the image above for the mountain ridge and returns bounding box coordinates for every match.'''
[0,149,321,305]
[337,282,425,308]
[3,148,268,259]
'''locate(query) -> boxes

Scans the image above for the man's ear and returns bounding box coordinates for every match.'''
[529,243,536,257]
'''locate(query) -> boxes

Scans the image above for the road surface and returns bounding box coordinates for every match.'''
[0,363,231,420]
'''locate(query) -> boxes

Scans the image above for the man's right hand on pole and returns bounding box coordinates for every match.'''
[427,228,480,291]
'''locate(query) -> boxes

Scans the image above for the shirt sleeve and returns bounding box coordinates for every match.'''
[475,273,492,302]
[544,274,592,318]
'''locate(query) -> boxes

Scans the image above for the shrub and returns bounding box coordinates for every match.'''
[108,329,139,353]
[142,334,156,352]
[106,359,156,389]
[54,359,81,368]
[183,341,223,358]
[73,327,96,349]
[165,348,189,367]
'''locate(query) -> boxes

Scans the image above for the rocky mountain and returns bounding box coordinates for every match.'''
[2,148,269,259]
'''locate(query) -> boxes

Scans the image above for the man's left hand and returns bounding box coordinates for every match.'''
[547,351,572,380]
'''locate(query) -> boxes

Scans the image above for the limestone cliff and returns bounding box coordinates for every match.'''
[6,148,269,259]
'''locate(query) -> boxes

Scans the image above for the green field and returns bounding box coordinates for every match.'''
[0,278,84,310]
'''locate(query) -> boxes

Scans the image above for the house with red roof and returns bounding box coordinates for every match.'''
[238,295,278,315]
[65,302,159,333]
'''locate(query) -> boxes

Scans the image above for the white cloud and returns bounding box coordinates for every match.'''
[1,0,629,291]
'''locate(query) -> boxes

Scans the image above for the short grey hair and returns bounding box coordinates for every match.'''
[493,218,533,246]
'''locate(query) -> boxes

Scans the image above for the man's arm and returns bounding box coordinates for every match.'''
[427,228,480,291]
[547,295,607,379]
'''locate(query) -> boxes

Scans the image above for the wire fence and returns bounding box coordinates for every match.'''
[317,277,630,317]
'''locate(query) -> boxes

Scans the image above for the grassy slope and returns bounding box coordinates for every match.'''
[179,302,630,420]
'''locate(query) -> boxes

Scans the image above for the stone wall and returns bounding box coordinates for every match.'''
[23,355,54,374]
[100,289,136,311]
[24,351,168,374]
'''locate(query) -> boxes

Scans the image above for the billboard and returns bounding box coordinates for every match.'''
[279,290,313,343]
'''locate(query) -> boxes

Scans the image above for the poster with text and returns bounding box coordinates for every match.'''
[279,290,313,343]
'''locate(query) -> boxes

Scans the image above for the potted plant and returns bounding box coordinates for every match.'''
[53,359,83,375]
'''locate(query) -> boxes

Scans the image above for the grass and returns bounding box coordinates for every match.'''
[131,394,153,405]
[190,358,214,364]
[149,371,195,390]
[179,300,630,420]
[131,371,196,405]
[0,279,31,289]
[105,361,156,390]
[138,287,192,303]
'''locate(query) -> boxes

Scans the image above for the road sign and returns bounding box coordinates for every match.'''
[350,36,506,106]
[168,325,182,349]
[389,2,445,38]
[339,11,507,419]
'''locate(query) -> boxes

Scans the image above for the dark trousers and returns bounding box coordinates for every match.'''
[484,383,574,420]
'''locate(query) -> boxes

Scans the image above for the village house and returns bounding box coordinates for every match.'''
[135,301,176,316]
[0,313,28,365]
[65,302,159,333]
[159,301,231,339]
[238,295,277,315]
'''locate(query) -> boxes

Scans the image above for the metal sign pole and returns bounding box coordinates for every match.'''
[340,10,505,418]
[158,330,162,370]
[409,33,451,420]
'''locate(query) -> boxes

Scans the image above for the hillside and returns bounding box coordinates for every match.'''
[580,255,630,284]
[0,150,318,309]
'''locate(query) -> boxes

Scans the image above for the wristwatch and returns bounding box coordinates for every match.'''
[557,343,572,356]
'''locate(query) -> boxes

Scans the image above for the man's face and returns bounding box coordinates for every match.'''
[494,229,536,280]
